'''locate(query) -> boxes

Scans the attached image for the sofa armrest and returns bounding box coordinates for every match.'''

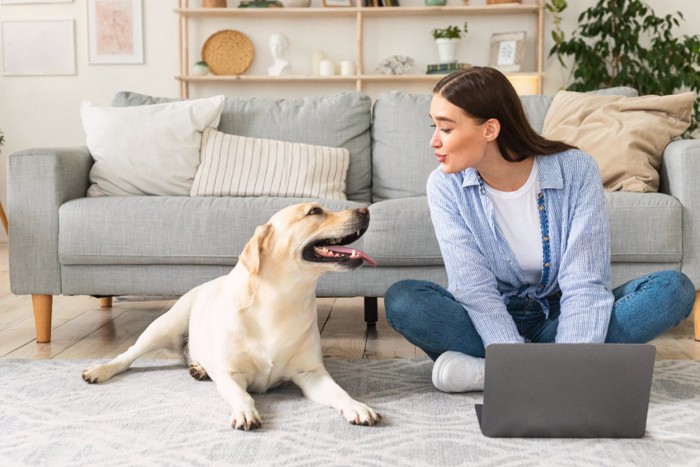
[8,147,93,295]
[659,139,700,289]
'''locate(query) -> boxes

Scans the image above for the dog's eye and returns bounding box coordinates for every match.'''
[307,206,323,216]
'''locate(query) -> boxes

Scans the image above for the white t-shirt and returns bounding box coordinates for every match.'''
[483,161,543,285]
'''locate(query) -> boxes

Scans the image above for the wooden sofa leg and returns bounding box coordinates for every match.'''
[694,291,700,342]
[364,297,378,328]
[32,294,53,343]
[99,297,113,308]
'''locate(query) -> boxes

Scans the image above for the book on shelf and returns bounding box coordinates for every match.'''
[426,63,472,74]
[364,0,400,6]
[238,0,283,7]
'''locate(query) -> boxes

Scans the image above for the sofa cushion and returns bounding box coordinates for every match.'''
[355,193,681,269]
[371,92,436,202]
[364,197,443,267]
[520,86,639,134]
[112,91,373,203]
[82,96,225,196]
[58,197,367,266]
[543,91,694,193]
[606,192,682,263]
[191,128,350,200]
[370,87,641,203]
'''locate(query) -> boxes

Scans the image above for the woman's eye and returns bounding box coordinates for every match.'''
[441,128,452,134]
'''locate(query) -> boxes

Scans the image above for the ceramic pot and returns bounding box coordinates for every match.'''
[425,0,447,6]
[192,61,210,76]
[435,38,459,64]
[282,0,311,6]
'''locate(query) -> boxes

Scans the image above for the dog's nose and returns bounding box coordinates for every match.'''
[357,207,369,219]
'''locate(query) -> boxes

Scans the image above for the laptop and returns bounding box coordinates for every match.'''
[475,343,656,438]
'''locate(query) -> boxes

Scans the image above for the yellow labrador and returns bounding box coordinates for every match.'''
[82,202,380,430]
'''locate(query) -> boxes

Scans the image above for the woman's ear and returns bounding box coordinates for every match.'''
[484,118,500,142]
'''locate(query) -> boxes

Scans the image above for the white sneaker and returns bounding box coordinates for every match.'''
[432,351,485,393]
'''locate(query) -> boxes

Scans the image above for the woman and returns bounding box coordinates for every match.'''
[384,67,695,393]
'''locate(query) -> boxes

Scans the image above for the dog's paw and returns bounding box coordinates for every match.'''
[82,364,116,384]
[230,407,262,431]
[188,362,209,381]
[339,401,382,426]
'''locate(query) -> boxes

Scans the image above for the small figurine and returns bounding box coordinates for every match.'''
[375,55,415,75]
[267,33,290,76]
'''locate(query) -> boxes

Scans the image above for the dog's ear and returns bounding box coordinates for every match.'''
[240,223,273,274]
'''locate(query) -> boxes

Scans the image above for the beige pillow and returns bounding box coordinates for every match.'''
[190,128,350,200]
[83,96,225,196]
[541,91,694,192]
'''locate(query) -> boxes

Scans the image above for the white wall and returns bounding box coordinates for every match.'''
[0,0,698,243]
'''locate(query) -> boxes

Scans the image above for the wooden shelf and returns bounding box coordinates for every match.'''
[175,1,545,97]
[174,5,539,17]
[176,72,542,82]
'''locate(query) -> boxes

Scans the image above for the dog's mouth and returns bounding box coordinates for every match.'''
[303,227,377,267]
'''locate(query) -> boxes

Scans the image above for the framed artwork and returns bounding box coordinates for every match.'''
[489,31,526,72]
[322,0,352,6]
[1,20,76,76]
[87,0,143,64]
[0,0,72,3]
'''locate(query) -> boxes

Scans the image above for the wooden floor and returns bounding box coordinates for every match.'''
[1,243,699,361]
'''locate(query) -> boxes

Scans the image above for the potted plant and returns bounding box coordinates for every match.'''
[432,22,468,64]
[548,0,700,135]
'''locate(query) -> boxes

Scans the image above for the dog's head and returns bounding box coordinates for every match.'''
[239,203,376,276]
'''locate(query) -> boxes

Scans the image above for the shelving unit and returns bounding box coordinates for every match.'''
[175,0,545,98]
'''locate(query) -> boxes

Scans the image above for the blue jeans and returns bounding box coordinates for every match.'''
[384,270,696,361]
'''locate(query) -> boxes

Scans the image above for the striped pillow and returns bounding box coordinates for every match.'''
[190,128,350,199]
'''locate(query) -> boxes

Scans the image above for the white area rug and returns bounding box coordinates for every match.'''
[1,358,699,466]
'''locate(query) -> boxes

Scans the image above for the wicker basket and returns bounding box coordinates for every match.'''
[202,0,227,7]
[202,30,254,75]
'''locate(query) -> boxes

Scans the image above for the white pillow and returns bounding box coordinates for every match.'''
[82,95,225,196]
[190,128,350,200]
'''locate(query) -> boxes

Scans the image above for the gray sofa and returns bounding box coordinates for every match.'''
[8,89,700,343]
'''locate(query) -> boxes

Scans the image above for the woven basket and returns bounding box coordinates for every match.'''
[202,30,254,75]
[202,0,227,7]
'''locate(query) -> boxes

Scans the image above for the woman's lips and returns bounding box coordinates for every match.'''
[435,153,446,163]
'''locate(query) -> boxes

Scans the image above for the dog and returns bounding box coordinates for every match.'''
[82,202,381,430]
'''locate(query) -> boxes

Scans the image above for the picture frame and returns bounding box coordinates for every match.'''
[1,20,76,76]
[322,0,352,6]
[87,0,143,64]
[489,31,526,72]
[0,0,72,3]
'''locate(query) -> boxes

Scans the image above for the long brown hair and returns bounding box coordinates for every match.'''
[433,67,575,162]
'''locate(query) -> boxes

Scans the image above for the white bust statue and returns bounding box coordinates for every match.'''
[267,33,290,77]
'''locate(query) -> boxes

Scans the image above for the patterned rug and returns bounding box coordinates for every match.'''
[1,358,699,466]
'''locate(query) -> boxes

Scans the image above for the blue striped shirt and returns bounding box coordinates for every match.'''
[426,149,614,347]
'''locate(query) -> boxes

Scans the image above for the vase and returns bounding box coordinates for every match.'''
[192,61,209,76]
[425,0,447,5]
[435,38,459,64]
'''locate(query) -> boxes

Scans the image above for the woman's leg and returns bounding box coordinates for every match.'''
[606,270,695,343]
[384,280,485,360]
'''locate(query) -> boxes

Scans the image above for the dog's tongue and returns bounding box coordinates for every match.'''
[324,246,377,267]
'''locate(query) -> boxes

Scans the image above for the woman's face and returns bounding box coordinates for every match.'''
[429,94,495,174]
